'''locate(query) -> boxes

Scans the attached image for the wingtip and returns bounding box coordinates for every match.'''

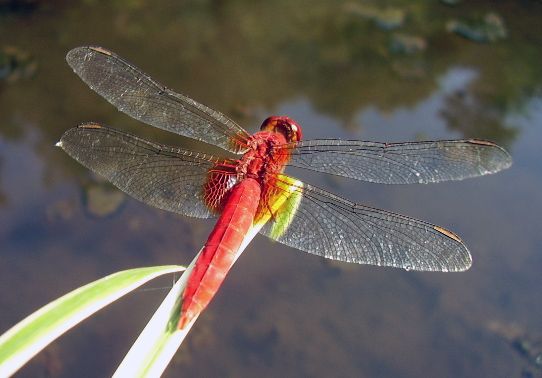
[66,46,84,63]
[463,258,473,272]
[66,46,112,67]
[432,225,473,272]
[468,139,513,173]
[456,251,473,272]
[489,142,513,171]
[501,150,513,170]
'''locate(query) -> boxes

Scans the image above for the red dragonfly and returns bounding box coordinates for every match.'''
[58,46,512,329]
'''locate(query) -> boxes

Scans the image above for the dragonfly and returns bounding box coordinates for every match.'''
[57,46,512,329]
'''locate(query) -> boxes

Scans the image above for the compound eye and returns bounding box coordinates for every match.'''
[260,116,277,132]
[289,123,301,142]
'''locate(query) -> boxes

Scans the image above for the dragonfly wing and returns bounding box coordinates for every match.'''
[66,46,251,154]
[280,139,511,184]
[259,174,471,272]
[57,123,238,218]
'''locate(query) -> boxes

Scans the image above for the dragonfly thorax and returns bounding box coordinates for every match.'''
[237,130,291,182]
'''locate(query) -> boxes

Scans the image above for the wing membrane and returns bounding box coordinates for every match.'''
[260,174,472,272]
[58,123,238,218]
[66,46,250,154]
[279,139,511,184]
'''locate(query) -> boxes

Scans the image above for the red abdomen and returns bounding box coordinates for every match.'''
[178,178,261,329]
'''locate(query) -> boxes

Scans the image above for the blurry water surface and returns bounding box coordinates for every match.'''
[0,1,541,377]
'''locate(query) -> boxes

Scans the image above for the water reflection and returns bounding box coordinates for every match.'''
[0,1,541,377]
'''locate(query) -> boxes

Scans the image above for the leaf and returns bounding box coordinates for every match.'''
[114,255,200,377]
[0,265,185,377]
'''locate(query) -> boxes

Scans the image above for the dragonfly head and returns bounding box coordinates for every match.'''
[260,116,303,143]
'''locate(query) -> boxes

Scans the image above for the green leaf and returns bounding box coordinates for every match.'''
[114,256,199,377]
[115,224,265,377]
[0,265,185,377]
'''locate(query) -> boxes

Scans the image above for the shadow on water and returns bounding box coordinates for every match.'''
[0,1,541,377]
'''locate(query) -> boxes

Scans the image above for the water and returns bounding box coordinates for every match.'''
[0,1,541,377]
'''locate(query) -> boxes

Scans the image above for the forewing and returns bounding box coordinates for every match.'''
[66,46,251,154]
[259,174,472,272]
[57,123,238,218]
[279,139,511,184]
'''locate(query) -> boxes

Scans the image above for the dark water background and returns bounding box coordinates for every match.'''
[0,1,541,377]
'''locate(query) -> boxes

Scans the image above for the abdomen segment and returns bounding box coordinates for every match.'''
[178,178,261,329]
